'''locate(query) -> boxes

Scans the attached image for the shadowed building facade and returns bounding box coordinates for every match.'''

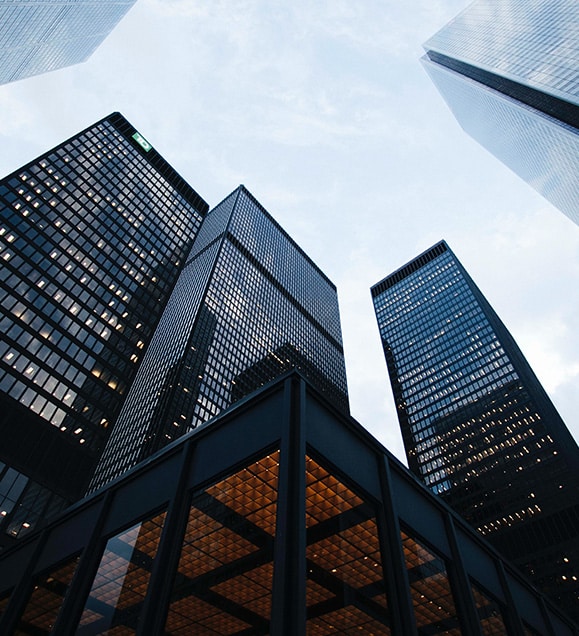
[0,113,208,545]
[422,0,579,226]
[0,374,575,635]
[371,241,579,620]
[0,0,137,85]
[89,186,349,492]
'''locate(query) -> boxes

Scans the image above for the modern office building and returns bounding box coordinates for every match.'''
[90,185,350,493]
[0,112,208,546]
[0,0,137,85]
[422,0,579,226]
[371,241,579,620]
[0,373,576,635]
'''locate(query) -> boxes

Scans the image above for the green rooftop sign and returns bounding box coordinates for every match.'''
[132,132,152,152]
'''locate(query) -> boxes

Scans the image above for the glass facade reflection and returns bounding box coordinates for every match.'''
[79,511,166,634]
[0,112,208,544]
[422,0,579,226]
[17,555,80,634]
[471,583,508,635]
[0,1,137,85]
[91,185,349,491]
[401,531,461,634]
[371,241,579,620]
[305,456,389,633]
[165,451,279,634]
[0,374,573,634]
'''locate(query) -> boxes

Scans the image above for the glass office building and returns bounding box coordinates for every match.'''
[0,113,208,545]
[0,0,137,85]
[90,186,349,492]
[0,373,575,635]
[422,0,579,226]
[371,241,579,620]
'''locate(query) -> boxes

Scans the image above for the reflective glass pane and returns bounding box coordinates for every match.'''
[401,530,462,634]
[305,456,390,634]
[16,555,79,635]
[78,510,166,634]
[165,450,279,634]
[0,591,11,621]
[471,583,508,635]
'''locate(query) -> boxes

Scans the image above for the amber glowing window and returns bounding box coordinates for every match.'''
[164,450,279,635]
[305,456,390,634]
[16,555,80,634]
[78,510,166,634]
[401,530,462,635]
[471,583,508,635]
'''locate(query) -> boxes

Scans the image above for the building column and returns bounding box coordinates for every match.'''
[377,456,418,635]
[137,440,197,636]
[52,489,114,634]
[444,514,484,636]
[0,529,49,633]
[270,374,307,635]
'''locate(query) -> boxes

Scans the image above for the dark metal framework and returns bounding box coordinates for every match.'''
[0,373,574,635]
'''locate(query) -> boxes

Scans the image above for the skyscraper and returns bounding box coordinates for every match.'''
[0,112,208,544]
[90,185,349,492]
[0,0,137,85]
[371,240,579,619]
[422,0,579,226]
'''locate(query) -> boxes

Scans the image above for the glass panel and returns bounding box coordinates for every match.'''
[15,555,79,635]
[77,510,166,635]
[401,530,462,635]
[305,456,390,634]
[471,583,508,635]
[165,450,279,634]
[0,591,11,621]
[523,623,542,636]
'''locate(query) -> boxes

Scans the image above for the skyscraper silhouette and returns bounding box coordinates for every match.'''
[372,240,579,619]
[0,112,208,544]
[90,185,349,491]
[422,0,579,225]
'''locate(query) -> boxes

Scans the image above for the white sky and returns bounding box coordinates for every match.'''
[1,0,578,463]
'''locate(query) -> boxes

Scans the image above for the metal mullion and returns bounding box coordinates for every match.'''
[270,375,306,635]
[444,514,484,636]
[52,490,113,634]
[377,456,418,635]
[0,530,49,634]
[137,439,197,636]
[495,560,525,636]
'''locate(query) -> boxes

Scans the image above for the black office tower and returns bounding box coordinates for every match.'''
[90,185,349,492]
[371,241,579,619]
[0,113,208,545]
